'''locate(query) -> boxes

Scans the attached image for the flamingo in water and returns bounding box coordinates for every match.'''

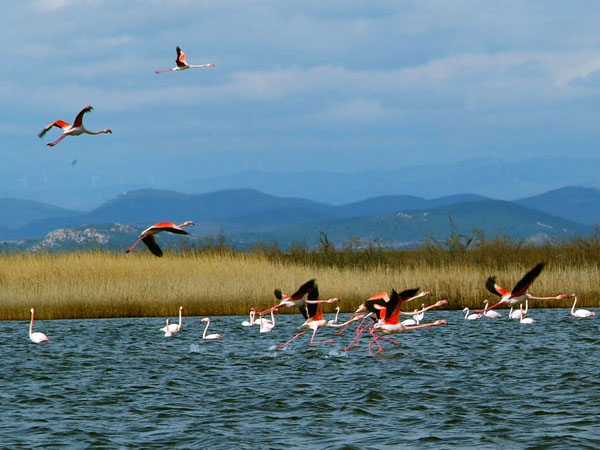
[155,46,215,74]
[476,263,568,314]
[160,306,183,334]
[570,294,595,318]
[125,221,195,257]
[38,105,112,147]
[163,319,174,337]
[29,308,49,343]
[201,317,222,339]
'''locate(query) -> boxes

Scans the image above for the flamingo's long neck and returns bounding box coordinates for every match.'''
[270,309,275,326]
[203,320,210,338]
[84,129,110,135]
[250,310,255,324]
[571,297,577,314]
[464,308,469,319]
[177,308,182,330]
[30,311,34,336]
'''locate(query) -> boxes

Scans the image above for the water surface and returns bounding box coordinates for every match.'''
[3,309,600,449]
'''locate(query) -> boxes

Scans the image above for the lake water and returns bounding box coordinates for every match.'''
[3,308,600,449]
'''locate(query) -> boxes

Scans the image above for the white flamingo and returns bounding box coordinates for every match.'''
[401,309,420,326]
[38,105,112,147]
[259,309,276,333]
[164,319,174,337]
[570,294,595,318]
[155,46,215,73]
[414,303,426,323]
[242,308,257,327]
[160,306,183,334]
[29,308,49,343]
[201,317,222,339]
[462,307,482,320]
[519,304,535,324]
[327,306,340,326]
[483,300,502,318]
[509,300,528,319]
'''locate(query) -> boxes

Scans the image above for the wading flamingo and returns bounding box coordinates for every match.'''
[509,300,528,319]
[39,105,112,147]
[476,263,568,314]
[519,304,535,324]
[125,221,195,257]
[242,308,257,327]
[327,306,340,325]
[29,308,49,343]
[259,308,277,333]
[570,294,595,318]
[155,46,215,73]
[462,307,482,320]
[160,306,183,334]
[201,317,222,339]
[483,300,502,318]
[164,319,174,337]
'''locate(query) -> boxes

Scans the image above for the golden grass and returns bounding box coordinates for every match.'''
[1,248,598,320]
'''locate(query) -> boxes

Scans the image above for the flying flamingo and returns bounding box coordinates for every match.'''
[29,308,49,343]
[462,307,482,320]
[125,221,195,257]
[570,294,595,318]
[155,46,215,74]
[160,306,183,334]
[259,279,330,319]
[38,105,112,147]
[483,300,502,318]
[476,263,568,314]
[519,304,535,324]
[201,317,222,339]
[164,319,174,337]
[277,285,339,349]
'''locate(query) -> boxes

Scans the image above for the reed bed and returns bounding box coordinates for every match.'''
[1,242,599,320]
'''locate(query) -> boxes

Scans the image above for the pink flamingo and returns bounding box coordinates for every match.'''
[125,221,195,257]
[155,46,215,73]
[570,294,595,318]
[38,105,112,147]
[160,306,183,334]
[29,308,49,343]
[476,263,568,314]
[260,279,329,319]
[201,318,222,339]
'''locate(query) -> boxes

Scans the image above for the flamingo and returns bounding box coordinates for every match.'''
[509,299,528,319]
[570,294,595,318]
[259,308,277,333]
[476,263,568,314]
[155,46,215,74]
[242,308,257,327]
[519,304,535,324]
[38,105,112,147]
[414,303,426,323]
[483,300,502,318]
[29,308,49,343]
[260,279,337,319]
[462,307,482,320]
[327,306,340,326]
[125,221,195,257]
[160,306,183,334]
[201,317,222,339]
[277,285,339,348]
[164,319,174,337]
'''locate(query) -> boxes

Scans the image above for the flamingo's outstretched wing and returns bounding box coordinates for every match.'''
[398,288,420,302]
[73,105,93,128]
[142,234,163,257]
[511,263,545,297]
[291,278,316,300]
[485,276,507,297]
[305,286,319,319]
[176,46,187,67]
[39,120,70,138]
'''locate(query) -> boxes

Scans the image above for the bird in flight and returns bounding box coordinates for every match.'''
[155,46,215,74]
[38,105,112,147]
[125,221,195,257]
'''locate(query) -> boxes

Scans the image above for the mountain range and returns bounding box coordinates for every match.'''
[1,185,599,252]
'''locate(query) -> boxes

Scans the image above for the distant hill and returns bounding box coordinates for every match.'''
[0,198,80,229]
[516,186,600,226]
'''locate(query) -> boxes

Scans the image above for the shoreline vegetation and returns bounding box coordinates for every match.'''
[2,231,600,320]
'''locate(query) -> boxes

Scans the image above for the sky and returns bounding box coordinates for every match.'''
[2,1,600,208]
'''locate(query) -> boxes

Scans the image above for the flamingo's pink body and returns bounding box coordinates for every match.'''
[155,46,215,74]
[201,317,222,339]
[160,306,183,334]
[125,221,194,257]
[570,294,595,318]
[39,105,112,147]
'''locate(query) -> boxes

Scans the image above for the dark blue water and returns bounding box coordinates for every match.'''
[3,309,600,449]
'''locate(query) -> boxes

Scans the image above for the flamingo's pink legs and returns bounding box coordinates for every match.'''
[276,330,308,349]
[334,313,363,336]
[48,134,68,147]
[309,328,335,345]
[343,321,375,352]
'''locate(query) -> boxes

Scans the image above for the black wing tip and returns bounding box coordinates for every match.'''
[485,276,500,296]
[274,289,282,300]
[398,287,419,299]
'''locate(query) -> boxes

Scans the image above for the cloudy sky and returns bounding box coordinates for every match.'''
[2,1,600,207]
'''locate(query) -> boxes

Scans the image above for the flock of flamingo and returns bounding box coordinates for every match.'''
[28,263,595,354]
[28,49,595,351]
